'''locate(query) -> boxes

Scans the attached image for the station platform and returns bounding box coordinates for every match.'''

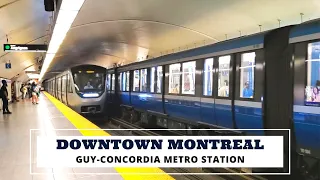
[0,92,174,180]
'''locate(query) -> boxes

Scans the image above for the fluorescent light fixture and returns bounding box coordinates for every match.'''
[41,54,55,76]
[60,0,85,11]
[27,73,40,79]
[55,10,78,24]
[83,93,99,98]
[39,0,85,81]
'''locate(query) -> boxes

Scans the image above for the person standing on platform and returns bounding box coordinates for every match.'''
[31,82,39,104]
[22,85,27,99]
[0,80,12,114]
[27,83,32,99]
[20,84,24,99]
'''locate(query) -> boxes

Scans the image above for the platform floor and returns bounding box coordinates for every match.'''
[0,94,123,180]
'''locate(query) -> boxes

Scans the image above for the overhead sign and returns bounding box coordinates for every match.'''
[5,63,11,69]
[3,44,47,52]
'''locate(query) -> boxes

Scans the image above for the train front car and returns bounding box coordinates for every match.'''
[289,19,320,179]
[68,65,107,115]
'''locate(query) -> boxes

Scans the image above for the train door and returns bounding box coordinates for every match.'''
[234,50,264,135]
[60,76,63,102]
[57,77,61,101]
[52,80,54,95]
[54,78,57,98]
[66,74,70,106]
[61,75,67,104]
[214,55,234,128]
[107,73,112,102]
[293,41,320,159]
[111,73,116,102]
[110,73,117,116]
[200,58,216,125]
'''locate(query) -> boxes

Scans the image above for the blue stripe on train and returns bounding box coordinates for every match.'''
[165,99,201,122]
[126,93,264,135]
[200,102,216,125]
[235,105,263,135]
[214,104,233,129]
[289,20,320,38]
[293,111,320,157]
[165,99,263,135]
[119,93,130,106]
[131,93,163,113]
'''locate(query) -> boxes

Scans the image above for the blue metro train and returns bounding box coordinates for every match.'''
[104,19,320,178]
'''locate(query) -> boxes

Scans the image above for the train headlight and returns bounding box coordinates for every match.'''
[83,93,99,98]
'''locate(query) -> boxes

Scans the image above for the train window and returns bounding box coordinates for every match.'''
[150,67,155,93]
[133,70,140,92]
[140,69,148,92]
[157,66,163,93]
[107,74,111,90]
[67,74,73,93]
[72,72,105,92]
[57,77,61,91]
[203,58,213,96]
[62,76,66,92]
[182,61,196,95]
[240,52,255,99]
[218,55,231,97]
[126,71,130,91]
[117,73,121,91]
[305,41,320,104]
[111,74,115,91]
[169,63,181,94]
[121,72,126,91]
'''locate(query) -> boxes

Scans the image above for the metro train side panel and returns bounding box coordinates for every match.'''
[112,32,268,134]
[106,21,320,177]
[290,20,320,159]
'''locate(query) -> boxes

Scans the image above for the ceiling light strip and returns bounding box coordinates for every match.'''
[39,0,85,81]
[27,73,40,79]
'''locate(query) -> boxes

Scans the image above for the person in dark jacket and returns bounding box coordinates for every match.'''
[28,83,32,99]
[1,80,11,114]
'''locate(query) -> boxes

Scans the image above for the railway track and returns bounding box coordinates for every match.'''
[91,116,268,180]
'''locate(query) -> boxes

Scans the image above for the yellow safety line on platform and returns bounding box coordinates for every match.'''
[43,92,174,180]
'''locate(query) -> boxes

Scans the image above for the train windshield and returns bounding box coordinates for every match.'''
[72,71,106,92]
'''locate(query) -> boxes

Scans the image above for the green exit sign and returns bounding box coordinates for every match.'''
[3,44,47,52]
[4,45,10,50]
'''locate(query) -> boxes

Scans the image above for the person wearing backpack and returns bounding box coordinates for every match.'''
[1,80,12,114]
